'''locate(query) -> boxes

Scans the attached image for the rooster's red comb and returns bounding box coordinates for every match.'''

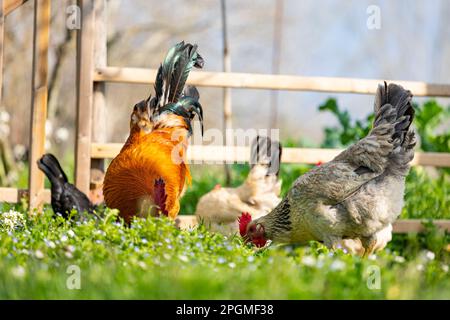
[238,212,252,237]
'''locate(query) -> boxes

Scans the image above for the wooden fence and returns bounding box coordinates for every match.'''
[0,0,449,233]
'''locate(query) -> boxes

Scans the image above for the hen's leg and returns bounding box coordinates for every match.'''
[323,235,341,251]
[361,235,377,257]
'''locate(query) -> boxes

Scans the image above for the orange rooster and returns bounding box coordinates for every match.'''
[103,42,204,223]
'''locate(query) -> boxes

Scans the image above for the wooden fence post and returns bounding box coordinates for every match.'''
[220,0,232,185]
[28,0,50,212]
[75,0,94,195]
[89,0,106,202]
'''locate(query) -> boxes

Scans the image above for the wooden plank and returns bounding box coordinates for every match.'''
[0,187,50,203]
[75,0,95,195]
[94,67,450,97]
[4,0,28,15]
[392,220,450,233]
[176,215,450,233]
[90,143,450,168]
[28,0,50,212]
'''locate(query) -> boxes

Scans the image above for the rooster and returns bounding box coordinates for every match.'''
[37,154,95,218]
[240,83,416,256]
[196,136,282,235]
[103,42,204,223]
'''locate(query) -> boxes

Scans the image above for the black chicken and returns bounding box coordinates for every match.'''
[37,154,95,218]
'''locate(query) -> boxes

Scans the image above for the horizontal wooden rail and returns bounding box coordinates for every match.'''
[94,67,450,97]
[91,143,450,167]
[4,0,29,16]
[0,187,50,203]
[176,216,450,234]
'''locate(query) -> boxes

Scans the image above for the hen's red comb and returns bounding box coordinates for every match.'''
[238,212,252,237]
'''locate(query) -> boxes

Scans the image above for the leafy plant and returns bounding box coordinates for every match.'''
[319,98,450,154]
[413,100,450,153]
[318,98,373,148]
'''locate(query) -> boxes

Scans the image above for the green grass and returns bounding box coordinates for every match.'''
[0,165,449,299]
[0,208,448,299]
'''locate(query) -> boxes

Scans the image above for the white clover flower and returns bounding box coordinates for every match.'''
[442,265,449,273]
[368,254,377,261]
[301,255,316,267]
[45,240,56,249]
[247,256,255,263]
[65,251,73,259]
[228,262,236,269]
[60,235,68,242]
[11,266,26,278]
[394,256,405,263]
[425,251,435,261]
[416,264,424,271]
[329,260,346,271]
[34,250,44,259]
[67,230,76,238]
[0,209,26,231]
[419,250,436,262]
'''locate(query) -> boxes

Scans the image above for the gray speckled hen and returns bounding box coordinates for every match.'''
[241,83,416,256]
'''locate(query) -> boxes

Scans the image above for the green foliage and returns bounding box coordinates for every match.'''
[319,98,373,148]
[413,100,450,153]
[319,98,450,153]
[402,168,449,219]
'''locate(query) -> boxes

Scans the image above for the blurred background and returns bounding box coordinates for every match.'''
[0,0,449,187]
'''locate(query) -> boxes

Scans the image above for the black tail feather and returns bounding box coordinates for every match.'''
[37,153,68,186]
[152,41,203,113]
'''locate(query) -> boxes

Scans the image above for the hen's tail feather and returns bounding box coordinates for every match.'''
[37,154,68,186]
[373,82,416,174]
[373,82,415,145]
[250,136,283,176]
